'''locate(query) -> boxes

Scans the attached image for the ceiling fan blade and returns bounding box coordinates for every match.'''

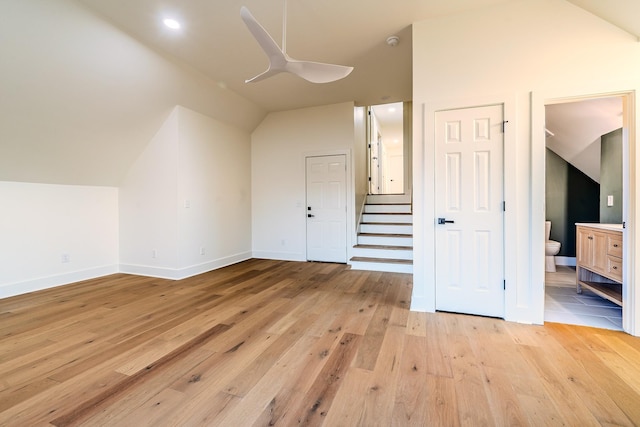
[245,67,282,83]
[240,7,283,61]
[286,60,354,84]
[240,6,354,84]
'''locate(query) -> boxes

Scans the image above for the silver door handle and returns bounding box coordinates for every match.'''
[438,218,454,224]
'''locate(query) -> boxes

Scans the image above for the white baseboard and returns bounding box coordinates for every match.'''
[555,256,576,267]
[0,264,119,299]
[251,251,306,262]
[119,252,253,280]
[0,253,255,300]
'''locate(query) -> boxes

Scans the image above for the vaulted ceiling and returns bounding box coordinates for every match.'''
[77,0,640,113]
[2,0,636,186]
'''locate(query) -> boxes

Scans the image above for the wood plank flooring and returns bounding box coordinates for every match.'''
[1,259,639,426]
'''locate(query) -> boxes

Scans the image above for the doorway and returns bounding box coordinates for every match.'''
[543,96,625,330]
[368,102,404,194]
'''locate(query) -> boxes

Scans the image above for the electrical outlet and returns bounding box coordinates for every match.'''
[200,247,205,255]
[607,195,614,207]
[152,249,157,259]
[61,253,70,263]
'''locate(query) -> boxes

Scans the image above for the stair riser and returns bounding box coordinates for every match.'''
[362,213,412,223]
[360,224,413,234]
[350,261,413,274]
[358,235,413,246]
[366,194,411,204]
[364,205,411,214]
[351,248,413,260]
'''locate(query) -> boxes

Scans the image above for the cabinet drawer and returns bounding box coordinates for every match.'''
[607,235,622,258]
[607,255,623,282]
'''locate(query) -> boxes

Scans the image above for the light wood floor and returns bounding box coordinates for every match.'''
[1,259,640,426]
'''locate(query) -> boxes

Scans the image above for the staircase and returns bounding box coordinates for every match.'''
[349,194,413,273]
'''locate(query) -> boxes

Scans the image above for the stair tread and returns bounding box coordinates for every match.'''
[363,212,412,215]
[350,257,413,265]
[353,244,413,250]
[364,206,410,209]
[358,232,412,237]
[361,222,412,226]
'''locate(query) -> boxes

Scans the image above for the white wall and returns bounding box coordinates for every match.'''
[119,108,181,275]
[252,102,355,261]
[176,106,252,275]
[0,182,118,298]
[120,106,252,279]
[412,0,640,328]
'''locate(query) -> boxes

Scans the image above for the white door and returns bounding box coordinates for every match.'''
[435,104,505,317]
[388,154,404,193]
[306,155,347,263]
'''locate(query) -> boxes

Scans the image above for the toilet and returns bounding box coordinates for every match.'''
[545,221,561,272]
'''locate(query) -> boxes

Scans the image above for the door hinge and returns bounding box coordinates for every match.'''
[503,280,506,290]
[502,120,509,133]
[503,201,506,211]
[368,177,371,182]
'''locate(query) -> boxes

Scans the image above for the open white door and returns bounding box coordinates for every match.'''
[435,104,505,317]
[306,155,347,263]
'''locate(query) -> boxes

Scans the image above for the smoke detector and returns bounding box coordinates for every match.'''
[386,36,399,47]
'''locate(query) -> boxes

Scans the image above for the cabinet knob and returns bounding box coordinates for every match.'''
[612,266,618,270]
[613,244,619,247]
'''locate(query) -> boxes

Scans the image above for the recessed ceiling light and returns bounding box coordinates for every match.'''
[163,18,181,30]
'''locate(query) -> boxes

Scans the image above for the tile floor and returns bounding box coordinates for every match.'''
[545,265,623,331]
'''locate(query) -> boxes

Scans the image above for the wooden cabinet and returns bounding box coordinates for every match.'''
[576,224,623,306]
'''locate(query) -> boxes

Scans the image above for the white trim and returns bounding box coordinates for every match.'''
[0,265,119,299]
[119,252,252,280]
[251,251,305,262]
[533,88,638,336]
[555,256,576,267]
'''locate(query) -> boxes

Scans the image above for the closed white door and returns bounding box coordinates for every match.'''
[306,155,347,263]
[435,104,505,317]
[388,154,404,194]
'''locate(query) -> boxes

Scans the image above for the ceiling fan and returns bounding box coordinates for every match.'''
[240,2,353,84]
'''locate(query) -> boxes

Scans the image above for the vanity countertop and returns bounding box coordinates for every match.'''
[575,223,623,232]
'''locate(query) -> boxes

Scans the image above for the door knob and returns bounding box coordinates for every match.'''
[437,218,454,225]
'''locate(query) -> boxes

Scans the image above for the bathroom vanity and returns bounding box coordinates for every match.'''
[575,223,623,306]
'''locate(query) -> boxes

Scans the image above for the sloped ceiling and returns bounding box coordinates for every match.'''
[2,0,637,186]
[565,0,640,41]
[76,0,639,113]
[545,97,623,183]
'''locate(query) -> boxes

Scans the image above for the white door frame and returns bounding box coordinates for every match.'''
[532,89,637,335]
[303,149,354,260]
[412,94,517,318]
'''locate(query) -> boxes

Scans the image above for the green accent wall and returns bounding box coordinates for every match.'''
[545,148,599,257]
[600,128,623,223]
